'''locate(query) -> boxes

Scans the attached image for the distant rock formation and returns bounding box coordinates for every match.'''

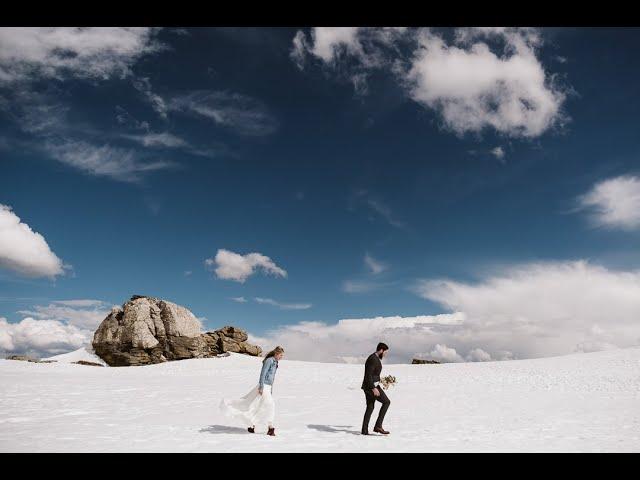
[4,355,57,364]
[412,358,441,364]
[6,355,40,362]
[73,360,104,367]
[92,295,262,367]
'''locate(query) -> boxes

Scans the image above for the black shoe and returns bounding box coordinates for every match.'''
[361,431,369,435]
[247,427,255,433]
[267,427,275,436]
[374,427,390,435]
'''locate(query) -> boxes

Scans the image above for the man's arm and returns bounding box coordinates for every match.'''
[363,355,377,391]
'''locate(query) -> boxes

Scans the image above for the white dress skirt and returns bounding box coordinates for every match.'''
[220,384,275,427]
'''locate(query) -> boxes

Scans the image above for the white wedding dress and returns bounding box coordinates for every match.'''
[220,384,275,427]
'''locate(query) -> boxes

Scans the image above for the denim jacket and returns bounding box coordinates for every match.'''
[259,356,278,388]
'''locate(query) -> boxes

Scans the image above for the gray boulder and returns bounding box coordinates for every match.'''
[92,295,262,366]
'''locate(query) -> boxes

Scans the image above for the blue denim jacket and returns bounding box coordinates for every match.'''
[259,356,278,388]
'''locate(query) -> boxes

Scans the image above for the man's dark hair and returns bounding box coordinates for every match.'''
[376,342,389,352]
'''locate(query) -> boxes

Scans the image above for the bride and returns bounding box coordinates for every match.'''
[220,346,284,436]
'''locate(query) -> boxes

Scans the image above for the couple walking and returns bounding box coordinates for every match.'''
[220,342,391,436]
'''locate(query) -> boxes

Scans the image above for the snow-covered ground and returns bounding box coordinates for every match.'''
[43,347,107,366]
[1,347,639,452]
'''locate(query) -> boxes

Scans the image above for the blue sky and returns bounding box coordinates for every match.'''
[1,27,639,362]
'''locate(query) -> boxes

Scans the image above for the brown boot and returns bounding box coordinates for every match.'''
[373,426,390,435]
[267,427,276,436]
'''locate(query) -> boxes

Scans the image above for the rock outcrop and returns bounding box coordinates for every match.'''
[73,360,104,367]
[6,355,40,362]
[92,295,262,366]
[412,358,441,364]
[4,355,57,364]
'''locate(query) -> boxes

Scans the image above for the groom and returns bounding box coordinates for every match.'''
[361,342,391,435]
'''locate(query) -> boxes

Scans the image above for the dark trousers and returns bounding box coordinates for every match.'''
[362,387,390,433]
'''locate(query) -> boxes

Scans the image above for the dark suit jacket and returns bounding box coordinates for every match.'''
[361,352,382,391]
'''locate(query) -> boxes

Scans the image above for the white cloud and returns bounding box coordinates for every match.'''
[132,76,168,118]
[253,260,640,363]
[576,175,640,230]
[416,260,640,359]
[491,146,505,160]
[44,139,176,182]
[366,198,405,228]
[0,317,90,357]
[0,204,66,278]
[231,296,247,303]
[1,91,70,135]
[250,313,466,363]
[205,248,287,283]
[407,28,565,137]
[17,299,110,330]
[426,344,464,363]
[342,279,389,294]
[1,90,180,183]
[169,90,278,136]
[254,297,312,310]
[351,190,405,228]
[364,253,387,275]
[292,27,567,138]
[292,27,407,69]
[122,132,187,148]
[0,27,163,83]
[52,299,104,307]
[292,27,362,65]
[466,347,492,362]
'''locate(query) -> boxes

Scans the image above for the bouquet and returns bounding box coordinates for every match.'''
[380,375,397,390]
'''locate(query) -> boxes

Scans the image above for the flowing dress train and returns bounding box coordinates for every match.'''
[220,384,275,427]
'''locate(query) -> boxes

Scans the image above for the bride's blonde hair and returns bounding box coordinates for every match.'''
[263,346,284,363]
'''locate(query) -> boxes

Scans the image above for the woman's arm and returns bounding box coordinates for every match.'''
[258,358,272,390]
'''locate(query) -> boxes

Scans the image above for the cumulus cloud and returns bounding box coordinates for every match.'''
[169,90,279,136]
[0,204,66,278]
[250,313,466,363]
[466,347,492,362]
[416,260,640,359]
[425,344,464,363]
[253,260,640,363]
[291,27,362,66]
[254,297,312,310]
[205,249,287,283]
[0,317,90,357]
[0,27,163,83]
[576,175,640,230]
[406,28,566,137]
[0,299,112,357]
[17,299,110,329]
[292,27,407,70]
[44,139,176,182]
[292,27,567,138]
